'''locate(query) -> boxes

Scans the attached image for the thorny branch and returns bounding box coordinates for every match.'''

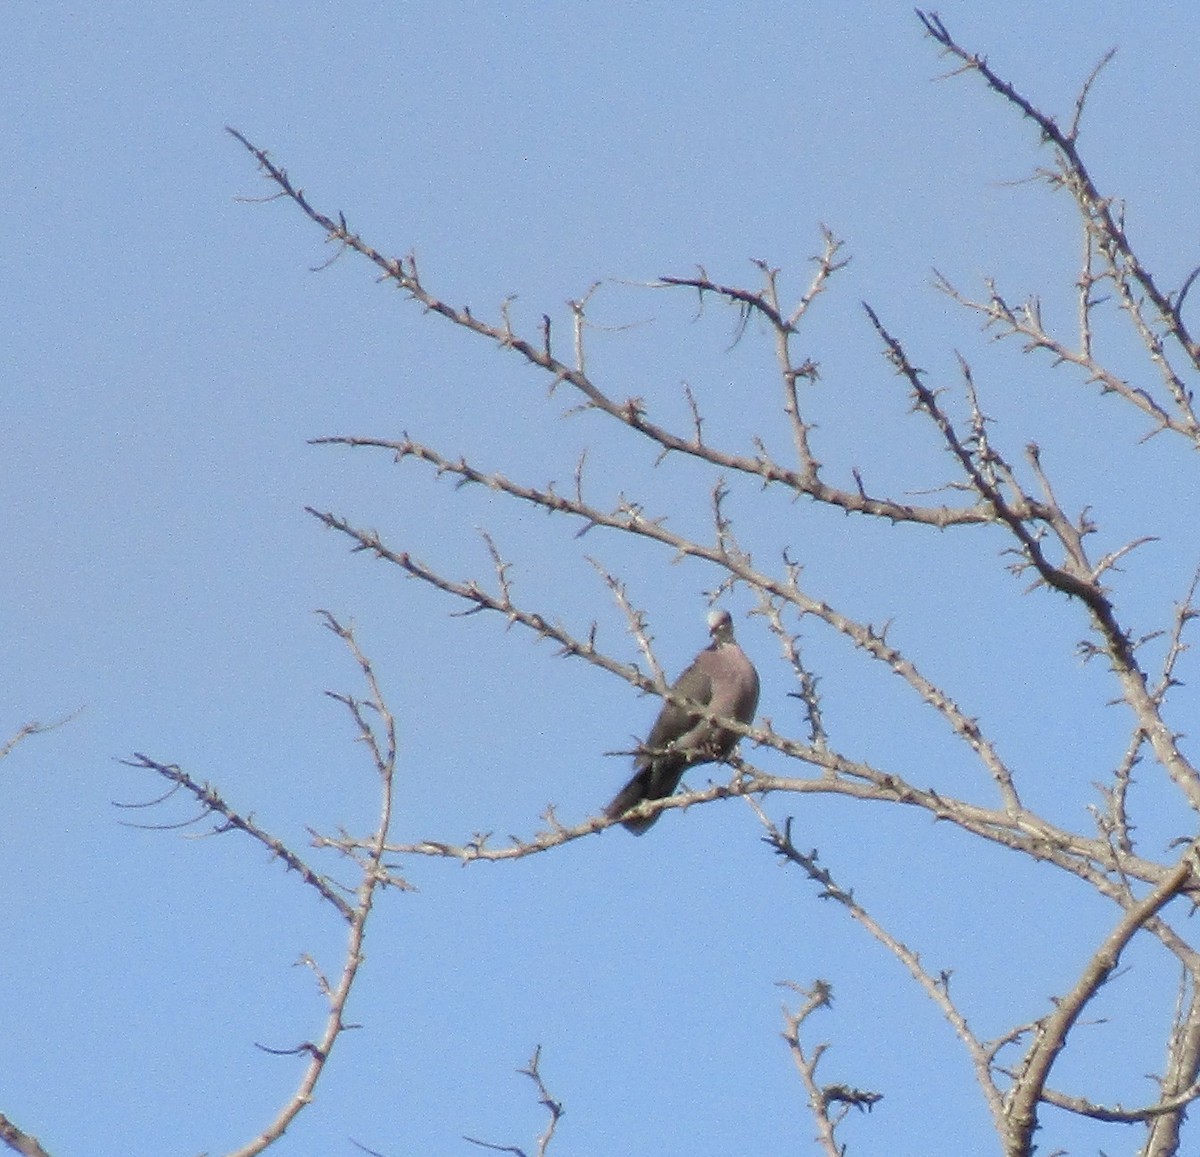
[865,304,1200,812]
[759,805,1009,1134]
[229,126,998,532]
[464,1047,564,1157]
[118,753,355,921]
[121,614,401,1157]
[766,809,1200,1157]
[777,980,882,1157]
[1040,1080,1200,1125]
[919,8,1200,443]
[1005,841,1200,1156]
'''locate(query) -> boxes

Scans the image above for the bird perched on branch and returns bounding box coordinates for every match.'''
[605,609,760,834]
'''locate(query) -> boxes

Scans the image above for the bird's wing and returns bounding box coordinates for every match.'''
[641,659,714,759]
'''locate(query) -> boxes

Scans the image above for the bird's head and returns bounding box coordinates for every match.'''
[707,608,735,642]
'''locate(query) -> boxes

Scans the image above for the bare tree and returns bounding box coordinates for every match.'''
[7,11,1199,1157]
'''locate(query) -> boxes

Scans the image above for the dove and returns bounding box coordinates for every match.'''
[605,609,759,834]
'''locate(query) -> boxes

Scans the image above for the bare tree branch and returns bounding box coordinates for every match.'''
[218,613,400,1157]
[0,1115,53,1157]
[757,804,1010,1134]
[228,127,1011,532]
[918,10,1200,458]
[116,617,401,1155]
[465,1047,564,1157]
[916,11,1200,378]
[0,713,79,764]
[120,754,356,921]
[778,980,882,1156]
[1005,841,1200,1155]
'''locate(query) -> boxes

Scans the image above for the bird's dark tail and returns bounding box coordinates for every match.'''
[604,767,660,835]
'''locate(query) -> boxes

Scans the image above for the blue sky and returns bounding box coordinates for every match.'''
[5,4,1200,1154]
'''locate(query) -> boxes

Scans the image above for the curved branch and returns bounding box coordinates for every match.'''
[759,806,1008,1133]
[1006,841,1200,1153]
[229,127,999,530]
[916,12,1200,379]
[122,754,355,921]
